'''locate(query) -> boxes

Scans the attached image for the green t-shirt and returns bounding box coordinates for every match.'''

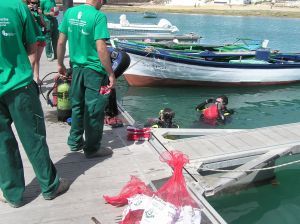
[59,5,110,74]
[40,0,56,20]
[32,11,46,42]
[0,0,37,97]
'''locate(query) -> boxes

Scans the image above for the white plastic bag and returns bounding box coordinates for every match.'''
[175,206,202,224]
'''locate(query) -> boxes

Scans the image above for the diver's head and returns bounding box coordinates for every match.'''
[216,95,228,106]
[159,108,175,128]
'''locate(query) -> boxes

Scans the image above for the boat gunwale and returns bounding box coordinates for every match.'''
[120,46,300,69]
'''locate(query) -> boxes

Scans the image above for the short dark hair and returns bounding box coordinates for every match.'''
[219,95,228,105]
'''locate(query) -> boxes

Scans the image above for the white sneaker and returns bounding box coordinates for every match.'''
[47,56,54,62]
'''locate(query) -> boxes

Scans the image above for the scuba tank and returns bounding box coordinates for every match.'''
[44,48,130,122]
[57,80,71,121]
[46,68,72,122]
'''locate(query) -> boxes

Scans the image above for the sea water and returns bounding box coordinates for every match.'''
[105,12,300,128]
[106,12,300,51]
[106,12,300,223]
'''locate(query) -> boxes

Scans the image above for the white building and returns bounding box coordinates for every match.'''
[213,0,251,4]
[166,0,204,6]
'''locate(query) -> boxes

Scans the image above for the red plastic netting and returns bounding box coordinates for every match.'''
[103,150,199,223]
[156,150,198,208]
[103,176,153,207]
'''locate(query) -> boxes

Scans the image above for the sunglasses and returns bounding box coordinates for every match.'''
[30,1,39,4]
[98,0,107,4]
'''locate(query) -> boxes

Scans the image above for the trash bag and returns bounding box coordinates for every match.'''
[121,210,144,224]
[104,151,200,224]
[103,176,153,207]
[121,194,177,224]
[156,151,199,208]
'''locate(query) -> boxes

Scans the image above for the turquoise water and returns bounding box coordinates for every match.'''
[106,12,300,223]
[106,12,300,129]
[106,12,300,51]
[208,154,300,224]
[117,82,300,129]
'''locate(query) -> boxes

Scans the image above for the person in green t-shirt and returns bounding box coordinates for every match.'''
[57,0,116,158]
[40,0,59,61]
[0,0,69,208]
[26,0,47,84]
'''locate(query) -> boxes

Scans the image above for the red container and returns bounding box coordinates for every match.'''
[127,126,151,141]
[100,86,111,95]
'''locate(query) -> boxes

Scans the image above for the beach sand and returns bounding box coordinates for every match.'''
[103,3,300,18]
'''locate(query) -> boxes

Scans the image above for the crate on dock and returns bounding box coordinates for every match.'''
[127,126,151,141]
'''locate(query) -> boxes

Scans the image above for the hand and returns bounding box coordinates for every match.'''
[227,109,235,114]
[58,64,67,76]
[107,73,116,89]
[34,76,43,85]
[220,114,225,121]
[37,8,42,14]
[49,11,55,17]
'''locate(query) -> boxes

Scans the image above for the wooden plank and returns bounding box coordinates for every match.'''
[269,126,300,142]
[255,128,289,144]
[222,135,253,150]
[167,138,229,159]
[206,136,239,154]
[280,124,300,138]
[239,130,275,147]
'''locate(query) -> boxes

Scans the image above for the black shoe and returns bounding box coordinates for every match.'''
[44,178,70,200]
[85,147,113,159]
[0,190,23,208]
[70,143,85,152]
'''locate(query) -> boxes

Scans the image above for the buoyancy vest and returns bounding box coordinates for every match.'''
[203,104,219,120]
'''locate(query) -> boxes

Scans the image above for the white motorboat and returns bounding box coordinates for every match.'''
[108,14,179,36]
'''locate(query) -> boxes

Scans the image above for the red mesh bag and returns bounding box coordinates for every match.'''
[104,151,199,223]
[103,176,153,207]
[156,150,199,208]
[120,210,143,224]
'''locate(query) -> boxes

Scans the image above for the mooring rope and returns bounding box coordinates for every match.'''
[197,159,300,173]
[125,46,157,70]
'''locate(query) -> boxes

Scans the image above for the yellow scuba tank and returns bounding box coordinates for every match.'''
[57,80,71,121]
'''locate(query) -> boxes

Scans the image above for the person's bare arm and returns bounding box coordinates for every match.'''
[27,42,37,70]
[96,39,116,89]
[57,33,67,75]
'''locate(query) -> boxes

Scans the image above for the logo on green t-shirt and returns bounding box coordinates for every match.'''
[2,30,16,37]
[77,11,82,20]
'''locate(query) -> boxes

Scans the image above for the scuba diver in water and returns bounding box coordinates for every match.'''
[195,95,234,125]
[146,108,179,128]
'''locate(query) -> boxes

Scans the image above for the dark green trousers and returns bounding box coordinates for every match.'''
[0,82,59,205]
[67,67,109,156]
[45,18,59,59]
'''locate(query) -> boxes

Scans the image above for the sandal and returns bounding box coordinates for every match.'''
[104,116,124,128]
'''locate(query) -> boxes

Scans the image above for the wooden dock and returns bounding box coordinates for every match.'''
[2,54,300,224]
[0,56,173,224]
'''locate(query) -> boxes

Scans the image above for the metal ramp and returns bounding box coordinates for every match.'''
[149,123,300,221]
[203,145,300,197]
